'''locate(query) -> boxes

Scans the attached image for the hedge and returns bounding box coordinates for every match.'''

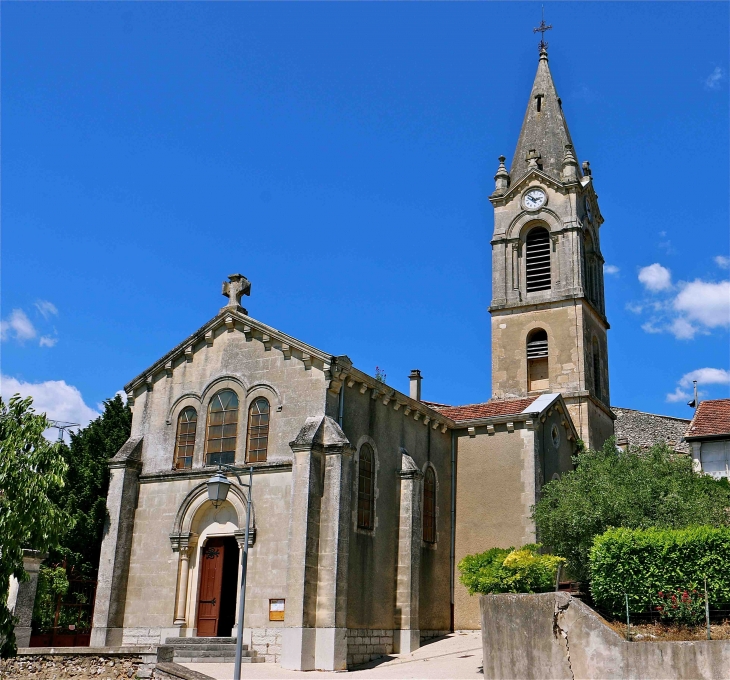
[589,526,730,617]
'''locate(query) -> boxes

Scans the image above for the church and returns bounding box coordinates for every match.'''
[90,41,613,671]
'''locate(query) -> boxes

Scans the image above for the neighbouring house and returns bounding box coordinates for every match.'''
[686,399,730,480]
[613,407,690,454]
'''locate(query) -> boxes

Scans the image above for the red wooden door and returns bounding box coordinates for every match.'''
[196,538,226,637]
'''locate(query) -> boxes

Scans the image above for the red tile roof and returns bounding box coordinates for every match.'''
[430,397,538,423]
[686,399,730,439]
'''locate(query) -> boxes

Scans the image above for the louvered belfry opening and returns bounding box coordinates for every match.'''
[525,227,552,292]
[527,328,549,392]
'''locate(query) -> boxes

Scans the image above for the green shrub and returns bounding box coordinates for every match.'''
[589,526,730,617]
[458,544,565,595]
[532,439,730,582]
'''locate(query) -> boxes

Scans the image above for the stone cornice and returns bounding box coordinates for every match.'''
[489,294,610,329]
[139,460,292,483]
[343,365,453,433]
[124,308,347,397]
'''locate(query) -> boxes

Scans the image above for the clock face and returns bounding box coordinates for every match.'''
[524,188,546,210]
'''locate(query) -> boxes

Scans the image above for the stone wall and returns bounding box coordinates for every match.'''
[346,628,394,666]
[250,627,282,663]
[0,655,146,680]
[613,407,690,454]
[480,592,730,680]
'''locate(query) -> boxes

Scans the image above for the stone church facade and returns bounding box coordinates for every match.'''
[89,44,614,669]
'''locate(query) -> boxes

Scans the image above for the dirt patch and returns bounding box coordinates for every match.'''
[606,619,730,642]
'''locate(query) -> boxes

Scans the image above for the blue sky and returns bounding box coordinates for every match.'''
[2,1,728,430]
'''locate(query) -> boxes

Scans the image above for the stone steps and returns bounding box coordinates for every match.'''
[160,637,264,664]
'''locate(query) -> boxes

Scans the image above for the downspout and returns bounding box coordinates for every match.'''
[450,429,456,631]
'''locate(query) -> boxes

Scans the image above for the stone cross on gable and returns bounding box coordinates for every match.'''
[221,273,251,313]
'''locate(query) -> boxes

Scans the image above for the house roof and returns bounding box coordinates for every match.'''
[430,397,538,423]
[685,399,730,440]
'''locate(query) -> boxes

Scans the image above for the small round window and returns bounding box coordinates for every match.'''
[551,424,560,448]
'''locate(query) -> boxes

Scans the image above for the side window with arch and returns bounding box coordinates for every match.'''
[583,230,596,305]
[592,337,602,399]
[525,227,551,292]
[206,389,239,466]
[527,328,549,392]
[246,397,270,463]
[423,467,436,544]
[357,444,375,530]
[174,407,197,469]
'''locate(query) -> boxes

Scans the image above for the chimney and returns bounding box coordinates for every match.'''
[409,370,422,401]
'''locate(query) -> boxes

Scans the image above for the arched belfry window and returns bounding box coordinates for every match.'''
[525,227,552,292]
[423,467,436,544]
[527,328,549,392]
[357,444,375,530]
[592,337,602,399]
[174,407,197,469]
[205,389,239,466]
[246,398,270,463]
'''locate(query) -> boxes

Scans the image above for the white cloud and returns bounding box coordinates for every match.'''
[673,280,730,329]
[39,336,58,348]
[667,367,730,403]
[678,368,730,388]
[604,264,620,275]
[0,309,37,342]
[1,375,100,439]
[666,386,691,403]
[35,300,58,319]
[668,317,698,340]
[705,66,725,90]
[715,255,730,269]
[638,263,672,292]
[626,302,643,314]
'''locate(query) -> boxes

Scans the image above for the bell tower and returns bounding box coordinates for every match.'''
[488,41,615,450]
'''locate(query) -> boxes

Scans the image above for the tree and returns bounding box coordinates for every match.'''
[49,395,131,574]
[532,438,730,583]
[0,395,69,657]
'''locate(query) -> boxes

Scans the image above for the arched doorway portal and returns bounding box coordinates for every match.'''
[169,481,255,636]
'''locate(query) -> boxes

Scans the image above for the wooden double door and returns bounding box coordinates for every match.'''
[196,537,239,637]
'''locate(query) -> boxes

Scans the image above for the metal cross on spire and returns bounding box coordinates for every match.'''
[533,6,553,53]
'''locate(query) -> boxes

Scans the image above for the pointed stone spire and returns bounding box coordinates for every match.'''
[561,144,579,182]
[509,49,580,183]
[493,155,510,194]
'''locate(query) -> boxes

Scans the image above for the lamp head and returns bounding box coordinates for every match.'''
[207,470,231,508]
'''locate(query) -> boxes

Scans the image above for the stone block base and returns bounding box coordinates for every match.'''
[346,628,394,667]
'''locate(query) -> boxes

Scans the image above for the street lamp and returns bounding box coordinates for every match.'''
[206,464,253,680]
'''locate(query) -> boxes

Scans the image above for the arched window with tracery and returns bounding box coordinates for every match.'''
[527,328,549,392]
[525,227,552,292]
[246,397,270,463]
[205,389,239,466]
[174,407,197,469]
[357,444,375,530]
[423,467,436,544]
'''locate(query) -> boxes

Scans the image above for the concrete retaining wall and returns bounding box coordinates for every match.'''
[480,592,730,680]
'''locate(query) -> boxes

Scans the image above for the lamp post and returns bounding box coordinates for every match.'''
[206,464,253,680]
